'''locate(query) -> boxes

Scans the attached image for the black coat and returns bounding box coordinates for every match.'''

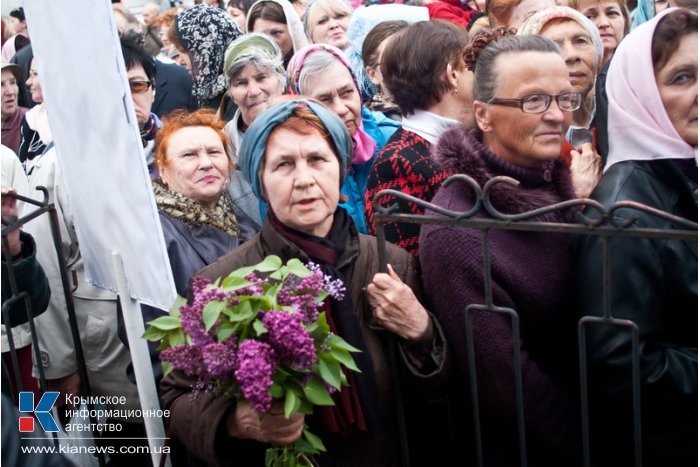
[151,60,198,119]
[573,159,698,466]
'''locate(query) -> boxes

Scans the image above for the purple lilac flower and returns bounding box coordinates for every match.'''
[235,340,277,413]
[202,342,237,379]
[263,311,316,370]
[160,345,204,377]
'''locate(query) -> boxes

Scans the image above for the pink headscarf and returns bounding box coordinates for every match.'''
[604,8,697,172]
[286,44,376,166]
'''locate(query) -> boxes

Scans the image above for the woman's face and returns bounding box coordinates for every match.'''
[160,126,231,208]
[262,127,340,237]
[159,24,172,49]
[578,0,625,60]
[540,19,598,97]
[252,19,293,58]
[474,52,573,168]
[127,63,156,127]
[229,63,284,126]
[227,6,247,30]
[304,60,361,135]
[306,4,351,50]
[366,35,392,90]
[176,52,193,76]
[1,69,19,120]
[26,59,43,103]
[655,33,698,147]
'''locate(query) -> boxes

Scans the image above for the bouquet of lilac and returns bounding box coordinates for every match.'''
[144,255,361,466]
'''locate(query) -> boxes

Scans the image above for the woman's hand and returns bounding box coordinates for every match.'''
[227,401,304,445]
[569,143,602,198]
[1,186,22,257]
[367,264,430,341]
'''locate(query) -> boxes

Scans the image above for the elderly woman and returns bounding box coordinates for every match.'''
[304,0,353,50]
[153,109,258,293]
[120,109,258,388]
[169,4,243,116]
[221,33,287,227]
[1,62,26,155]
[161,98,448,466]
[286,44,399,235]
[364,20,472,256]
[223,33,286,159]
[420,34,582,466]
[563,0,630,65]
[574,9,697,466]
[519,7,604,149]
[246,0,309,67]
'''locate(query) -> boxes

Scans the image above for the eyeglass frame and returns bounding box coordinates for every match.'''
[128,79,155,94]
[487,92,583,114]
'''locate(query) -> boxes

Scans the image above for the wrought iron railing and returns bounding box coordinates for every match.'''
[372,173,697,467]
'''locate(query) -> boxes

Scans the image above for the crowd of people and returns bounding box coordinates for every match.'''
[1,0,696,466]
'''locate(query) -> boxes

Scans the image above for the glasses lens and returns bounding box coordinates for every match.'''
[129,80,150,93]
[559,92,582,111]
[522,94,550,113]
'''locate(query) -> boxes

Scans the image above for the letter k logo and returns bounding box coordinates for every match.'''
[19,391,60,432]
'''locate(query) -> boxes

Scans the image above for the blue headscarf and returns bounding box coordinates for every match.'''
[630,0,654,30]
[239,99,353,201]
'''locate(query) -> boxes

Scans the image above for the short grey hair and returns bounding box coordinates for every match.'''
[297,50,338,94]
[225,54,286,88]
[473,35,560,103]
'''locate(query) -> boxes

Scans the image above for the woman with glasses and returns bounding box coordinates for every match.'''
[120,32,160,175]
[420,34,582,466]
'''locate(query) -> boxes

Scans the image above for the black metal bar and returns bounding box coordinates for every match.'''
[464,304,483,467]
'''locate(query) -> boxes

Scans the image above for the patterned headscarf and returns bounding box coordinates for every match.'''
[239,99,353,200]
[604,8,697,171]
[286,44,377,165]
[175,5,243,106]
[518,6,604,70]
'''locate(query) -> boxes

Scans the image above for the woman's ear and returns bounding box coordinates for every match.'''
[473,100,492,133]
[366,65,380,87]
[445,62,460,91]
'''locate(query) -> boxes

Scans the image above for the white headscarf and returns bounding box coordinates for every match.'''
[245,0,309,56]
[604,8,697,172]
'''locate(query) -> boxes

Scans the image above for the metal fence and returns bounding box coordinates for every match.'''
[371,173,697,467]
[2,189,106,466]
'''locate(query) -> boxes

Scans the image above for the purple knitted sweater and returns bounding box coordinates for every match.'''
[419,128,581,465]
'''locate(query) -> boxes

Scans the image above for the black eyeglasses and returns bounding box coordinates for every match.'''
[129,80,154,94]
[488,92,583,114]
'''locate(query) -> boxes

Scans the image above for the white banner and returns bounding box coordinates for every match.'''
[23,0,176,310]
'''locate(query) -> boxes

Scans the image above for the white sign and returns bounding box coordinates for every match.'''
[24,0,176,309]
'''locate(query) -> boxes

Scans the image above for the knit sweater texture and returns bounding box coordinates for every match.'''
[419,127,581,466]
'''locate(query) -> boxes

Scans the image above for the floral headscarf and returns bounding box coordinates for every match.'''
[604,8,697,171]
[286,44,376,165]
[175,5,243,106]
